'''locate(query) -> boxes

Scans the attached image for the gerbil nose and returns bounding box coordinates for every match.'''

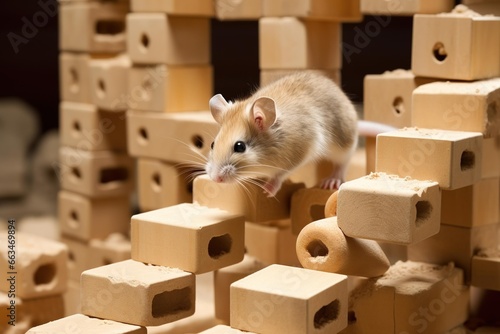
[215,175,224,183]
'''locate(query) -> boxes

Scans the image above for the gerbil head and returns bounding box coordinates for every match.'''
[206,94,278,184]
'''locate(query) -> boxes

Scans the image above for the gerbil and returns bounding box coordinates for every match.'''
[206,72,391,196]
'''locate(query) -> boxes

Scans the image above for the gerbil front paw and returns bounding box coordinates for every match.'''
[320,178,343,190]
[263,177,283,197]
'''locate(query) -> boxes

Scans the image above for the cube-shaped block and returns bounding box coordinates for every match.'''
[63,280,81,317]
[215,0,262,20]
[26,313,146,334]
[482,136,500,178]
[262,0,362,22]
[412,78,500,138]
[193,175,305,223]
[411,13,500,80]
[59,146,135,197]
[58,190,130,242]
[361,0,454,15]
[0,232,68,299]
[61,236,92,281]
[376,127,483,190]
[231,264,348,334]
[337,173,441,245]
[131,203,245,274]
[128,65,213,113]
[127,13,210,65]
[259,17,341,70]
[472,249,500,291]
[88,233,131,268]
[60,102,127,151]
[1,293,27,333]
[59,52,91,103]
[291,187,335,235]
[81,260,194,326]
[261,69,340,88]
[23,294,65,330]
[131,0,214,16]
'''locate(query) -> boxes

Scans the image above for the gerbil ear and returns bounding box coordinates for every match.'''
[251,96,276,131]
[209,94,229,124]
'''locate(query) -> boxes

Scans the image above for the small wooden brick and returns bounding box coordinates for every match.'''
[0,232,68,299]
[1,292,27,333]
[215,0,261,20]
[231,264,348,334]
[472,249,500,291]
[59,52,91,103]
[365,136,377,174]
[88,233,131,270]
[23,294,65,330]
[482,136,500,179]
[411,12,500,81]
[193,174,304,223]
[131,0,214,16]
[376,127,483,190]
[81,259,195,326]
[131,203,245,274]
[262,0,362,22]
[61,236,92,281]
[63,279,80,317]
[361,0,454,15]
[337,173,441,245]
[290,187,334,235]
[261,69,340,88]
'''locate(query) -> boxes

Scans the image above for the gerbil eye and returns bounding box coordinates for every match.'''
[210,141,214,150]
[234,141,246,153]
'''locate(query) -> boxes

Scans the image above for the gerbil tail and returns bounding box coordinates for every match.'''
[357,120,396,137]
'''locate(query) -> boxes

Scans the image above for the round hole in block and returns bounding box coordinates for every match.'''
[152,172,162,192]
[97,78,106,98]
[392,96,405,116]
[140,33,150,51]
[208,234,232,259]
[140,77,153,101]
[314,299,340,329]
[71,167,81,179]
[152,287,192,318]
[33,263,56,286]
[68,210,80,229]
[460,150,475,171]
[415,201,432,227]
[307,239,328,258]
[310,205,326,221]
[192,135,204,149]
[138,127,149,145]
[348,311,357,324]
[72,120,81,133]
[487,101,498,135]
[68,250,76,264]
[432,42,447,62]
[69,67,79,93]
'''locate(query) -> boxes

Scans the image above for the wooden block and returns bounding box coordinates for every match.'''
[90,54,131,111]
[59,52,92,103]
[88,233,131,269]
[60,102,127,152]
[131,0,214,16]
[376,127,483,190]
[200,325,257,333]
[260,69,340,87]
[407,223,499,281]
[26,313,146,334]
[411,12,500,81]
[127,110,218,163]
[259,17,341,70]
[290,187,334,235]
[288,159,336,188]
[59,2,128,52]
[365,136,377,174]
[58,190,130,242]
[0,132,27,197]
[482,136,500,178]
[441,177,499,227]
[131,203,245,274]
[1,292,27,333]
[337,173,441,245]
[361,0,454,15]
[59,146,135,198]
[63,279,80,316]
[193,174,305,223]
[215,0,261,20]
[345,147,368,182]
[412,78,500,138]
[262,0,362,22]
[61,236,92,281]
[127,13,210,65]
[230,264,348,334]
[128,65,213,112]
[472,249,500,291]
[81,259,195,326]
[465,2,500,17]
[23,294,65,329]
[0,232,68,299]
[137,158,192,212]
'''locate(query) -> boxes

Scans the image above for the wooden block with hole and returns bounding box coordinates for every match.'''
[128,65,213,112]
[0,232,68,299]
[59,52,92,103]
[127,13,210,65]
[59,2,128,52]
[230,264,348,334]
[59,146,135,198]
[131,203,245,274]
[131,0,214,16]
[412,78,500,138]
[63,279,80,316]
[61,236,92,281]
[360,0,454,15]
[137,158,192,212]
[259,17,341,70]
[411,13,500,80]
[337,173,441,245]
[23,294,65,330]
[127,110,219,163]
[89,54,131,111]
[60,102,127,152]
[26,313,147,334]
[376,128,483,190]
[472,249,500,291]
[261,69,341,87]
[290,187,334,235]
[81,259,195,326]
[58,190,130,242]
[262,0,362,22]
[193,175,305,223]
[88,233,131,269]
[482,136,500,178]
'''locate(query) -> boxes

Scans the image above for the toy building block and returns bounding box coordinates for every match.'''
[137,158,192,212]
[59,102,127,152]
[261,69,340,88]
[63,279,80,316]
[128,65,213,113]
[131,203,245,274]
[58,191,130,242]
[441,177,499,228]
[290,187,335,235]
[59,2,128,53]
[59,52,92,103]
[88,233,131,270]
[472,249,500,291]
[0,232,67,299]
[23,294,65,329]
[1,292,27,333]
[262,0,362,22]
[213,254,266,324]
[411,11,500,81]
[131,0,214,16]
[127,110,218,163]
[482,136,500,179]
[90,54,131,112]
[296,217,390,277]
[346,261,469,334]
[365,136,377,174]
[231,264,348,334]
[127,13,210,65]
[259,17,341,70]
[61,236,92,281]
[215,0,261,20]
[26,313,146,334]
[412,78,500,138]
[199,325,257,333]
[376,127,483,190]
[361,0,454,15]
[0,131,27,197]
[407,222,499,281]
[59,146,135,198]
[337,173,441,245]
[465,2,500,17]
[193,175,305,223]
[289,159,336,188]
[81,259,195,326]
